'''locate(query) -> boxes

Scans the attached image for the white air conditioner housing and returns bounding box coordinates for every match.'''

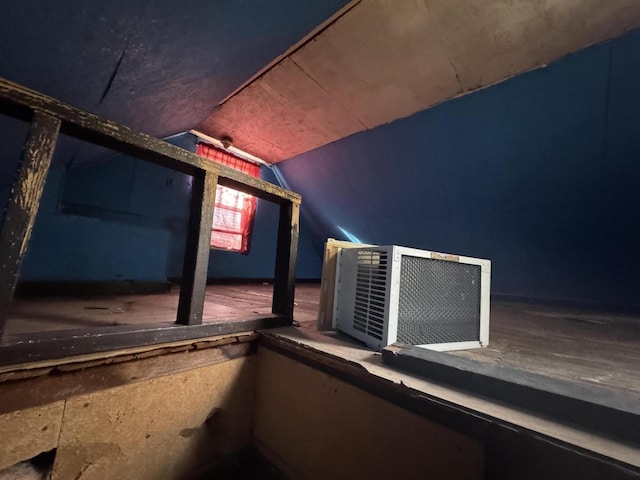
[333,245,490,351]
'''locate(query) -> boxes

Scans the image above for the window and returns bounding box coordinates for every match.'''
[196,143,260,254]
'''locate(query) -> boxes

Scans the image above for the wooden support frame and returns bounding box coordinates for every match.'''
[0,112,60,338]
[0,77,301,362]
[176,170,218,325]
[272,202,300,318]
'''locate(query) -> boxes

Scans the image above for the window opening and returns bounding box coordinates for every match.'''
[197,143,260,254]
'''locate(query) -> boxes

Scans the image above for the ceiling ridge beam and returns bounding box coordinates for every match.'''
[217,0,362,107]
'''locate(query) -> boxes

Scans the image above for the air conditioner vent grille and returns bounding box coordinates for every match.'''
[397,257,480,345]
[353,250,389,340]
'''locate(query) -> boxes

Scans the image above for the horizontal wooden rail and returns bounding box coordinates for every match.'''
[0,77,300,205]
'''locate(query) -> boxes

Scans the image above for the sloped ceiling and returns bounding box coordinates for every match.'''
[0,0,349,137]
[198,0,640,163]
[1,0,640,169]
[0,0,350,187]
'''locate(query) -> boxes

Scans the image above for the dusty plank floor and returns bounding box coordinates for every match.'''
[449,300,640,394]
[4,283,640,394]
[4,283,320,335]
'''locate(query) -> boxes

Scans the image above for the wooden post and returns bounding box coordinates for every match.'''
[272,201,299,319]
[0,112,60,339]
[176,170,217,325]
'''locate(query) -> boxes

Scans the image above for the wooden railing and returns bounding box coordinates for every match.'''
[0,77,300,365]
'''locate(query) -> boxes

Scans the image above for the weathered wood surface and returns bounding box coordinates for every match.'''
[0,316,287,367]
[0,336,258,415]
[0,77,300,204]
[449,301,640,394]
[47,357,256,480]
[0,332,258,378]
[3,284,320,336]
[177,171,217,325]
[0,112,60,338]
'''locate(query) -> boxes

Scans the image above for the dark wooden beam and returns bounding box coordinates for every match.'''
[0,78,300,205]
[0,112,60,339]
[0,316,288,367]
[272,202,300,318]
[176,171,217,325]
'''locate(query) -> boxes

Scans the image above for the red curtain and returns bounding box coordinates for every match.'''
[196,143,260,254]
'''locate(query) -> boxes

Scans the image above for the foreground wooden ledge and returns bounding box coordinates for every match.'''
[259,326,640,472]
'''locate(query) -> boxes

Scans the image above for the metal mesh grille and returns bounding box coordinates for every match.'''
[397,256,481,345]
[353,250,389,340]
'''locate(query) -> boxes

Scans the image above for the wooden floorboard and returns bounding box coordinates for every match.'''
[3,284,320,335]
[3,283,640,394]
[450,300,640,394]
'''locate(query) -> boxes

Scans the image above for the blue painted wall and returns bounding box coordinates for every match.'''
[18,134,320,282]
[19,134,194,282]
[277,30,640,309]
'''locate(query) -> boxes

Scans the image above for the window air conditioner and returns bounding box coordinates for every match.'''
[333,245,490,351]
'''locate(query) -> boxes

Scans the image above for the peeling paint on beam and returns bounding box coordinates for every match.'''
[0,112,60,338]
[0,316,290,367]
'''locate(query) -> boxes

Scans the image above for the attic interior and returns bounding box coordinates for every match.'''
[1,1,640,479]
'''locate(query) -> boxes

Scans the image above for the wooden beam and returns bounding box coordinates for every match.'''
[0,317,288,367]
[0,78,300,205]
[176,171,217,325]
[272,202,299,318]
[0,112,60,339]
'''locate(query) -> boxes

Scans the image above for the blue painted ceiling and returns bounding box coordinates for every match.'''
[0,0,348,190]
[0,0,348,137]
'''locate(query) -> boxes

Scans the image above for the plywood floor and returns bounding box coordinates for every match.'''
[449,300,640,395]
[3,283,321,336]
[4,283,640,394]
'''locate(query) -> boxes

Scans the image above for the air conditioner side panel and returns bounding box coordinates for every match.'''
[333,248,355,337]
[334,246,394,349]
